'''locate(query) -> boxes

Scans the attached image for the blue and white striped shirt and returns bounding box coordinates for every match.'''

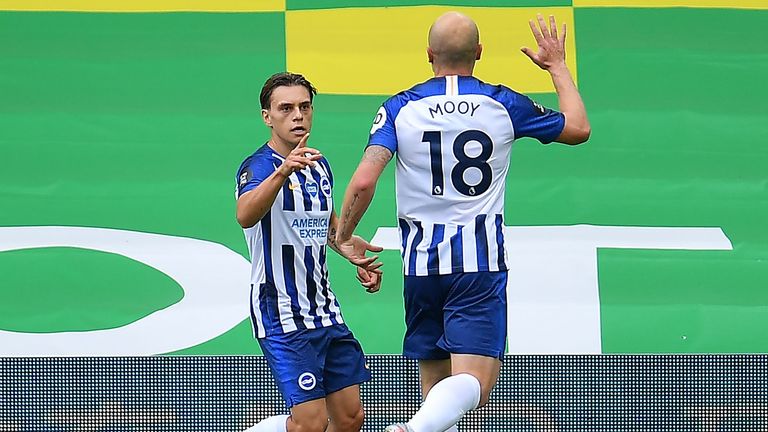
[236,143,342,338]
[369,75,565,276]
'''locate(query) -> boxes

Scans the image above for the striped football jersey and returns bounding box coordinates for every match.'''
[369,75,565,276]
[236,143,343,338]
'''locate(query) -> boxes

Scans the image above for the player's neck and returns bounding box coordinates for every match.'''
[267,137,296,158]
[432,64,474,77]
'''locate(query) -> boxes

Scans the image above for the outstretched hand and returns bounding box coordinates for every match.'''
[337,235,384,273]
[277,133,323,176]
[521,14,567,71]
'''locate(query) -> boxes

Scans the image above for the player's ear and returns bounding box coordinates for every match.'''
[261,108,272,128]
[476,43,483,61]
[427,46,435,63]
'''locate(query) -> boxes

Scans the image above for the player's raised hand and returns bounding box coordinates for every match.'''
[356,266,382,294]
[338,235,384,273]
[296,131,310,149]
[521,14,567,71]
[277,133,322,176]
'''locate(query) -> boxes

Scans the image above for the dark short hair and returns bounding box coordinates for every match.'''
[259,72,317,110]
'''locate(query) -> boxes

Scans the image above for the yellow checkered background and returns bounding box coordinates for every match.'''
[2,0,765,95]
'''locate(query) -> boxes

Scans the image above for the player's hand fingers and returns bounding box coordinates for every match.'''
[521,46,536,60]
[365,273,381,293]
[290,147,321,167]
[356,271,368,284]
[528,19,544,46]
[549,15,558,40]
[350,255,382,272]
[285,160,305,172]
[349,254,378,266]
[366,243,384,253]
[359,269,380,292]
[356,266,370,281]
[537,14,550,39]
[561,23,567,47]
[520,47,544,69]
[287,160,307,172]
[370,271,381,284]
[289,155,318,169]
[291,146,320,157]
[297,132,310,148]
[365,280,380,293]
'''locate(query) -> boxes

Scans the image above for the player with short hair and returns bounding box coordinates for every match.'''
[236,72,383,432]
[335,12,590,432]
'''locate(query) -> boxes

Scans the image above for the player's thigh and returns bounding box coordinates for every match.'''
[325,384,364,432]
[441,271,507,359]
[287,398,329,432]
[418,359,452,398]
[323,325,371,395]
[403,275,450,360]
[258,330,328,408]
[322,325,369,432]
[450,353,501,407]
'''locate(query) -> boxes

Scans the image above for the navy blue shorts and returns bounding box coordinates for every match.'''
[403,271,508,360]
[258,324,371,408]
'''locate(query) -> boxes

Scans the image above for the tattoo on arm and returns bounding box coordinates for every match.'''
[363,146,393,164]
[340,193,360,237]
[336,147,389,241]
[327,226,341,253]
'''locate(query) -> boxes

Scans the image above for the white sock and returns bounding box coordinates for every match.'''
[444,424,458,432]
[407,373,481,432]
[243,414,289,432]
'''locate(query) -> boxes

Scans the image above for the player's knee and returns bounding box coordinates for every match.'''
[351,407,365,431]
[332,407,365,432]
[289,414,328,432]
[477,388,493,408]
[478,375,501,408]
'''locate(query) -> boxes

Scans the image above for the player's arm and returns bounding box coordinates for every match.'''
[335,145,393,245]
[236,134,321,228]
[327,210,383,293]
[236,170,290,228]
[522,14,590,145]
[326,210,344,255]
[329,208,383,271]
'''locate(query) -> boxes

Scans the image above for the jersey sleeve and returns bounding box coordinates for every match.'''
[235,154,277,199]
[367,99,398,153]
[501,87,565,144]
[317,156,334,187]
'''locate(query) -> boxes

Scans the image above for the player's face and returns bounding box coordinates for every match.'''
[262,85,313,147]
